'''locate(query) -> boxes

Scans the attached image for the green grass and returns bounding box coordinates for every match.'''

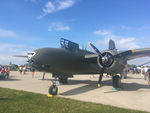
[0,87,148,113]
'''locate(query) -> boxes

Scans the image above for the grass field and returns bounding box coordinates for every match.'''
[0,87,148,113]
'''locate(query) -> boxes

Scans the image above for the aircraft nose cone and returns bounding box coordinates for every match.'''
[27,52,36,60]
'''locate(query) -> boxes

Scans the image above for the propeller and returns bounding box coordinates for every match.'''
[88,41,114,68]
[88,42,109,87]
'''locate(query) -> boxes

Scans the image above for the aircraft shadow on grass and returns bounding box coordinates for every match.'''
[0,98,9,100]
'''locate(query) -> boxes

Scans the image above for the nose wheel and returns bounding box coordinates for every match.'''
[48,76,58,96]
[49,84,58,96]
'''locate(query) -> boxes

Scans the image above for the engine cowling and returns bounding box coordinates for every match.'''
[97,50,117,69]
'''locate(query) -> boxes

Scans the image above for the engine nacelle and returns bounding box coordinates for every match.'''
[97,50,127,75]
[97,50,117,70]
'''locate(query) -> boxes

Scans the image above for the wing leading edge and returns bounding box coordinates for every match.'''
[125,48,150,60]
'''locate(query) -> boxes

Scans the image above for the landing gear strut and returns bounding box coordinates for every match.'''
[97,73,103,87]
[97,69,104,87]
[49,76,58,95]
[42,72,46,80]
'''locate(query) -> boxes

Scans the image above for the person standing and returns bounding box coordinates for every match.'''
[23,66,27,75]
[6,67,10,78]
[144,66,149,80]
[31,68,35,78]
[19,66,23,75]
[147,68,150,85]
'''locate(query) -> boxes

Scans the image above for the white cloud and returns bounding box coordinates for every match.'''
[93,29,111,35]
[0,29,17,38]
[48,22,70,31]
[57,0,74,10]
[42,2,55,14]
[94,29,140,50]
[39,0,75,18]
[117,38,140,49]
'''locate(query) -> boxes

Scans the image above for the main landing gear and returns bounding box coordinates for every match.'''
[97,73,121,90]
[97,73,103,87]
[112,75,121,90]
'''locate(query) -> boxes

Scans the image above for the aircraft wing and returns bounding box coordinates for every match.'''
[84,54,98,59]
[124,48,150,60]
[84,48,150,62]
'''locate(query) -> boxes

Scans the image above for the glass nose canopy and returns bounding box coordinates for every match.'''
[27,52,36,60]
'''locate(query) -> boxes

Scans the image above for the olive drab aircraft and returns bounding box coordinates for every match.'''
[15,38,150,95]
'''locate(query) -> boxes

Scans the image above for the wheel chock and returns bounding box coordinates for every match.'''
[56,82,62,86]
[47,94,53,97]
[112,87,120,90]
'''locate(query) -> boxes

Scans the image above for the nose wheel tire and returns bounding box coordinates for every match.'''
[49,85,58,96]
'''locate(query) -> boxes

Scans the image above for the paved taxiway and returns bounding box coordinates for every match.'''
[0,71,150,112]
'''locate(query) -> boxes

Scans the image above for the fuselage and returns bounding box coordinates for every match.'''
[29,48,100,75]
[29,48,126,75]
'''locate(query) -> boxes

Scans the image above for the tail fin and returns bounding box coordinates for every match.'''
[108,39,116,50]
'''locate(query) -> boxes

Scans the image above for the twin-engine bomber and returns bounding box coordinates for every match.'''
[15,38,150,95]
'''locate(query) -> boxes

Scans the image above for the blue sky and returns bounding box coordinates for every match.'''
[0,0,150,65]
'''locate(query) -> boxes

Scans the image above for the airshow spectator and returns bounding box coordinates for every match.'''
[23,66,27,75]
[6,67,10,77]
[144,66,149,80]
[31,68,35,78]
[19,66,23,75]
[147,68,150,85]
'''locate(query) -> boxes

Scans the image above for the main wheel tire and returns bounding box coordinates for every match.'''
[112,75,121,88]
[49,85,58,95]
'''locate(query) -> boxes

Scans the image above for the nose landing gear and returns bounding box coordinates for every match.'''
[48,76,58,96]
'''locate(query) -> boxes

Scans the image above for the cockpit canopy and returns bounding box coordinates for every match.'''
[60,38,79,52]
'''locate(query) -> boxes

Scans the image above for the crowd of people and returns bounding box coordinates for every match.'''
[18,65,35,78]
[0,66,10,79]
[128,66,150,84]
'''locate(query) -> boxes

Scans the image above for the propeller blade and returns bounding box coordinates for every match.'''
[88,42,102,57]
[13,55,28,58]
[109,39,116,50]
